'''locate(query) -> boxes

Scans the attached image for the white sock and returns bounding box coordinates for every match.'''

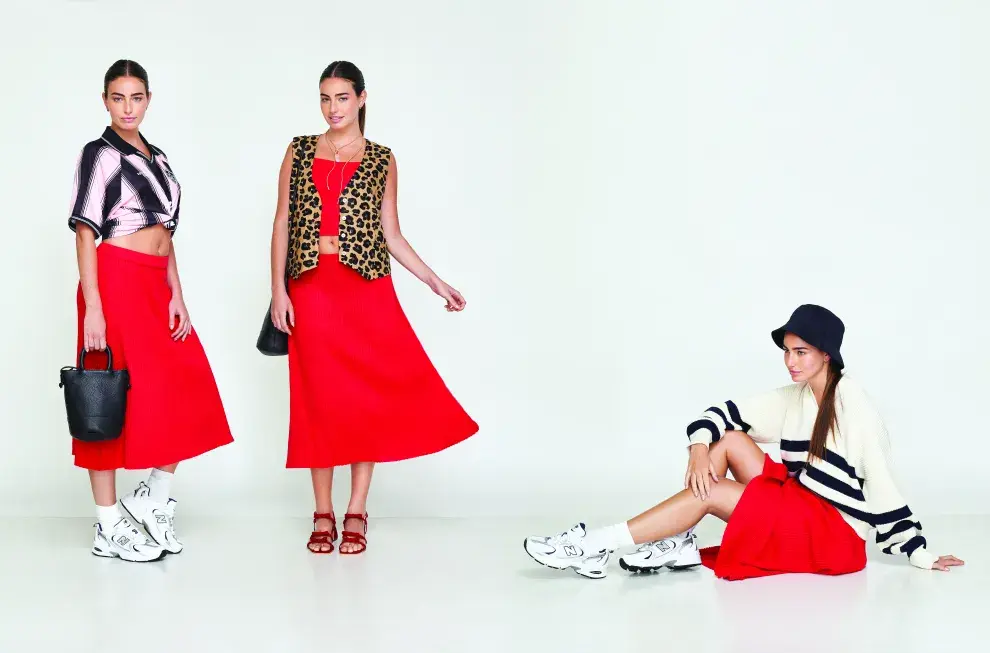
[147,469,173,503]
[97,503,123,529]
[583,522,635,553]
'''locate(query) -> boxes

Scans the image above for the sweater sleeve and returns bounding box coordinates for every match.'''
[685,384,798,447]
[856,399,937,570]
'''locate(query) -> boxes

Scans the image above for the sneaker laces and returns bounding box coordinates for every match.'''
[635,540,664,553]
[544,525,583,546]
[637,536,680,554]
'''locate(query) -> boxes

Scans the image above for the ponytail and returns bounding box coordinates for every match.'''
[808,360,843,462]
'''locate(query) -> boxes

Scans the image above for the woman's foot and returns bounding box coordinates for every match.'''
[618,530,701,573]
[92,516,166,563]
[308,512,337,553]
[523,523,611,579]
[120,482,183,554]
[339,512,368,554]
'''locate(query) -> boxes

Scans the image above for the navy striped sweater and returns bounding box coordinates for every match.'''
[686,375,936,569]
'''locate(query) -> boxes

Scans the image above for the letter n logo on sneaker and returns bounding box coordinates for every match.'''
[563,545,579,557]
[156,514,168,524]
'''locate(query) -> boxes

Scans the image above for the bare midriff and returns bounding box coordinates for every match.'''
[319,235,340,255]
[104,224,172,256]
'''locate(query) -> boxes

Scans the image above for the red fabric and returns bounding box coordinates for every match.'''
[312,158,360,237]
[286,254,479,467]
[700,455,866,580]
[73,243,233,470]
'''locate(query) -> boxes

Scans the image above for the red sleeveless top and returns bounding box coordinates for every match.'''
[312,158,360,237]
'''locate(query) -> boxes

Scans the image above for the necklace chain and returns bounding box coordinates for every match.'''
[324,131,362,162]
[322,131,365,198]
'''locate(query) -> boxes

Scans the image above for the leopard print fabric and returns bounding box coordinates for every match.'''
[287,135,392,280]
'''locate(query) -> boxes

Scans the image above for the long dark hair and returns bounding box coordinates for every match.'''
[808,359,843,462]
[320,61,366,133]
[103,59,149,94]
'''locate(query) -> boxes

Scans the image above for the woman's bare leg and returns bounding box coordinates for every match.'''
[627,480,746,545]
[89,470,116,507]
[622,431,762,545]
[310,467,334,552]
[707,430,765,485]
[341,462,374,552]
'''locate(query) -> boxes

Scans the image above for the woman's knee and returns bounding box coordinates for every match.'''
[710,430,745,455]
[699,478,745,520]
[722,430,748,444]
[720,431,765,480]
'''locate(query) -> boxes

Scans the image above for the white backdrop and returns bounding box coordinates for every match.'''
[1,0,987,519]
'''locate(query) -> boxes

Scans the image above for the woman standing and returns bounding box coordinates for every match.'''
[268,61,478,554]
[524,305,964,579]
[69,60,233,562]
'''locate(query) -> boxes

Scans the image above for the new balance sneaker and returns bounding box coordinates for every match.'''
[120,482,183,554]
[618,530,701,573]
[523,523,611,579]
[92,517,166,562]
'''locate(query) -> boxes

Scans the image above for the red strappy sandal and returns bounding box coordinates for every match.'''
[307,512,338,554]
[339,512,368,555]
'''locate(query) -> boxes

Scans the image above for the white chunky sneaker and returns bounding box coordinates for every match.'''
[618,530,702,573]
[92,516,166,562]
[523,523,611,579]
[120,482,184,554]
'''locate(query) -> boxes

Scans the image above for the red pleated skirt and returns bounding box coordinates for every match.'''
[72,243,234,470]
[286,254,479,467]
[700,455,866,580]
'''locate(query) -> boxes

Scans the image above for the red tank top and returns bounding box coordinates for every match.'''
[312,158,360,237]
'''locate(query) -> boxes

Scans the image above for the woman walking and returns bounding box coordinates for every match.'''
[268,61,478,554]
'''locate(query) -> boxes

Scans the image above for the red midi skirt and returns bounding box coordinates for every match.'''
[286,254,479,468]
[699,455,866,580]
[72,243,234,470]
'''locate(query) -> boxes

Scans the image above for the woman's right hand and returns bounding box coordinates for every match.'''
[271,288,295,335]
[83,309,107,352]
[931,555,965,571]
[685,444,719,501]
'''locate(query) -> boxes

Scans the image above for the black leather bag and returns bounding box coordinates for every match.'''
[59,347,130,442]
[256,299,288,356]
[257,266,289,356]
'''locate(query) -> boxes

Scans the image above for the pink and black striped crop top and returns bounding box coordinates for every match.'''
[68,127,181,240]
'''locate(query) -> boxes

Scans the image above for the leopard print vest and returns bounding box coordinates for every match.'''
[287,135,392,281]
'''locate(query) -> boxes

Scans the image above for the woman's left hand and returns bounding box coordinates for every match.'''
[168,294,192,341]
[430,278,466,312]
[932,555,965,571]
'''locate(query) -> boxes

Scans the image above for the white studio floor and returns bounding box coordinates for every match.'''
[0,515,982,653]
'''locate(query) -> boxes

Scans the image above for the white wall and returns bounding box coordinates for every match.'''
[1,1,987,520]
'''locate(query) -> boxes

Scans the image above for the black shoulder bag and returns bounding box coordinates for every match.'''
[256,271,289,356]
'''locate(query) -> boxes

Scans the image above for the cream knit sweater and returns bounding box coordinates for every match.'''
[686,374,936,570]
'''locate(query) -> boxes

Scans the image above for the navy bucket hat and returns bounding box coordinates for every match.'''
[771,304,845,370]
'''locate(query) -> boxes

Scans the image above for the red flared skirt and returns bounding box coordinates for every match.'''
[286,254,479,467]
[700,455,866,580]
[72,243,234,470]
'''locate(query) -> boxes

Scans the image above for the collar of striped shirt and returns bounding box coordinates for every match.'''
[100,126,160,160]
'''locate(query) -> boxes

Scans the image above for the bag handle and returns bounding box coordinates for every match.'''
[77,346,114,371]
